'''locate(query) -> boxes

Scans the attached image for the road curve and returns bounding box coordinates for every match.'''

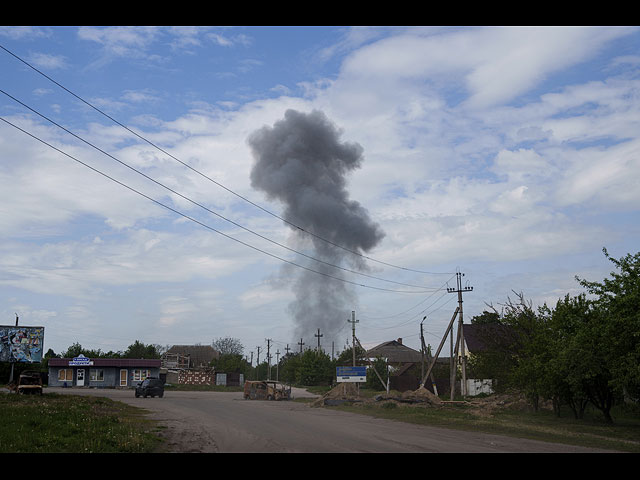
[47,387,617,453]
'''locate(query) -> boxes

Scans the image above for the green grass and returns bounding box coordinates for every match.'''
[0,392,164,453]
[328,395,640,452]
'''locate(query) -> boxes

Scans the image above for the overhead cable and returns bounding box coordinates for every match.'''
[0,114,438,295]
[0,44,454,276]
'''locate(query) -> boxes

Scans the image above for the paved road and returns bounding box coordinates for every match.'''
[47,387,616,453]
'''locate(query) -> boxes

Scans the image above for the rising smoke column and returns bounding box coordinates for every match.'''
[247,109,385,351]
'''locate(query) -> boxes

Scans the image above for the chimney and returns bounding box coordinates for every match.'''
[397,338,402,344]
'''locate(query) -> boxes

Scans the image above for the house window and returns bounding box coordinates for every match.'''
[90,369,105,381]
[132,369,150,381]
[58,369,73,382]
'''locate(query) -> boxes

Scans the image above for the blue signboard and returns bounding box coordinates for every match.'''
[336,366,367,382]
[69,354,93,366]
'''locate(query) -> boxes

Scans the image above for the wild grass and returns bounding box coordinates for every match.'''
[331,396,640,453]
[0,392,163,453]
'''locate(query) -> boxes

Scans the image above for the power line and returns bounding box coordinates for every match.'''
[0,89,444,292]
[0,115,436,295]
[0,44,453,277]
[359,275,455,321]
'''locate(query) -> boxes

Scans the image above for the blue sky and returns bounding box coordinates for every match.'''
[1,26,639,361]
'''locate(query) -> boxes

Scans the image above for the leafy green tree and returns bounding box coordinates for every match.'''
[211,337,244,356]
[335,344,367,366]
[541,295,592,419]
[278,353,301,384]
[577,248,640,403]
[297,349,334,386]
[123,340,160,359]
[212,353,251,376]
[366,357,388,390]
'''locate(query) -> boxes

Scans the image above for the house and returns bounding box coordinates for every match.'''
[48,355,161,388]
[460,322,515,395]
[161,345,220,386]
[163,345,219,369]
[365,338,424,392]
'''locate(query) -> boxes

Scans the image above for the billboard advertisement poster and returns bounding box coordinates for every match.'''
[336,366,367,382]
[0,325,45,363]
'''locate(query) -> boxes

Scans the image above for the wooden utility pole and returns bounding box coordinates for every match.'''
[420,316,438,395]
[419,307,459,389]
[275,350,280,381]
[447,271,473,398]
[256,346,261,380]
[315,329,323,352]
[298,338,305,353]
[266,339,272,380]
[348,310,359,366]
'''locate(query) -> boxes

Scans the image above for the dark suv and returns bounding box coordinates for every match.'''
[135,377,164,398]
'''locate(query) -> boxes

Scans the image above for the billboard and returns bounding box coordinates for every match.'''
[336,366,367,382]
[0,325,45,363]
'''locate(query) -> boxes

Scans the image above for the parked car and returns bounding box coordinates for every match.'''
[243,380,291,401]
[135,377,164,398]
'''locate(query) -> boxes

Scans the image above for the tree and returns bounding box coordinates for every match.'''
[212,337,244,356]
[123,340,160,359]
[576,248,640,404]
[542,295,593,419]
[212,353,251,376]
[297,349,334,386]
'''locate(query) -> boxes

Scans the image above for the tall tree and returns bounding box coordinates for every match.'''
[212,337,244,356]
[577,248,640,405]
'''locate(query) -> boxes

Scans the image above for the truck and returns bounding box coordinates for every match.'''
[17,370,43,395]
[243,380,291,401]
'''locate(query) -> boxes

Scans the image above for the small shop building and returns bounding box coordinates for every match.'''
[48,355,162,388]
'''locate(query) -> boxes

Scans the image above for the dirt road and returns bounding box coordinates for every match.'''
[48,387,616,453]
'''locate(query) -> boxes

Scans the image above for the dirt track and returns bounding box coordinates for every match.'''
[47,387,618,453]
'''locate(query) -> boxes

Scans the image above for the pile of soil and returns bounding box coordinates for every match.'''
[312,382,361,407]
[313,384,444,407]
[399,386,443,405]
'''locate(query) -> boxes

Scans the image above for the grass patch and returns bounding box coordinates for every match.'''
[0,392,163,453]
[329,396,640,452]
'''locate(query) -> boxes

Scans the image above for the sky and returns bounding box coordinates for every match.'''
[1,26,639,363]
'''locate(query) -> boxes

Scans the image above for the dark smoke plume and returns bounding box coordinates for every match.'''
[247,109,384,351]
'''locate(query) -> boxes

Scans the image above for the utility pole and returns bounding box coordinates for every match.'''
[298,338,305,353]
[348,310,359,366]
[315,329,323,352]
[266,339,272,380]
[419,307,459,390]
[447,271,473,398]
[256,346,261,380]
[275,350,280,381]
[420,316,438,395]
